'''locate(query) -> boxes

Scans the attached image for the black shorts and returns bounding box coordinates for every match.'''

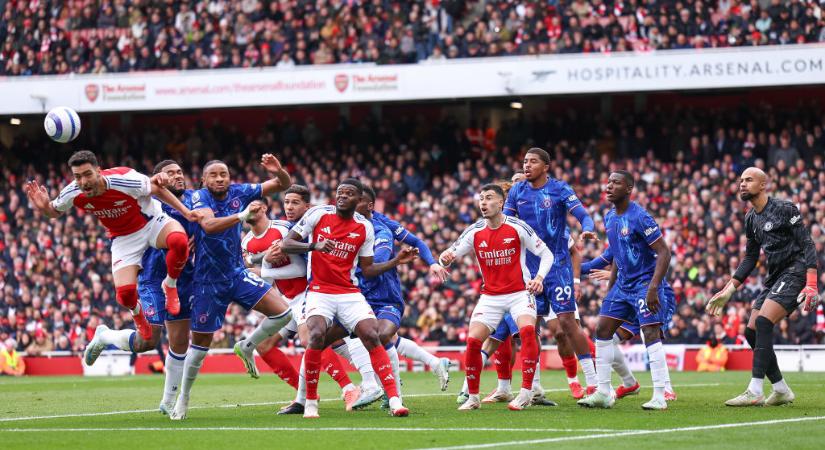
[753,270,806,314]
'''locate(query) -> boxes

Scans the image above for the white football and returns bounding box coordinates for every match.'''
[44,107,81,143]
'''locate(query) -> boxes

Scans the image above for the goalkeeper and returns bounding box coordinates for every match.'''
[707,167,819,407]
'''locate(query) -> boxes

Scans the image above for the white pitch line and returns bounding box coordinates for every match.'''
[0,383,719,423]
[0,427,630,433]
[412,415,825,450]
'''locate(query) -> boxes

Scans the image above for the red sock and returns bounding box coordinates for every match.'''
[260,346,299,390]
[115,284,138,310]
[368,346,399,398]
[164,231,189,279]
[321,347,352,389]
[465,337,483,395]
[587,335,596,357]
[304,348,323,400]
[518,326,538,390]
[562,355,579,379]
[493,336,512,381]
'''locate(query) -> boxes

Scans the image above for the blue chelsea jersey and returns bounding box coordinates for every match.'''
[139,190,196,285]
[604,201,664,291]
[504,178,583,267]
[191,183,262,282]
[356,218,403,304]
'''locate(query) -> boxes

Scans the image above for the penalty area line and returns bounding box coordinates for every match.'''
[411,415,825,450]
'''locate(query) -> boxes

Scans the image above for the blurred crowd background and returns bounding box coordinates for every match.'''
[3,0,825,75]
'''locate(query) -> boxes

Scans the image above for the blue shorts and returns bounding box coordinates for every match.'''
[602,282,675,329]
[490,313,519,341]
[191,268,271,333]
[537,263,575,316]
[368,300,403,329]
[138,280,193,326]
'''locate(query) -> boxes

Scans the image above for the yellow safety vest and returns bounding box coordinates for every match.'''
[1,349,19,369]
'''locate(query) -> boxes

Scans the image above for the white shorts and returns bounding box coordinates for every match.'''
[304,291,375,334]
[280,291,308,338]
[471,291,537,332]
[111,213,174,272]
[546,301,581,322]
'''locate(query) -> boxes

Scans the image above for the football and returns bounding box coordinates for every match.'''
[44,106,81,143]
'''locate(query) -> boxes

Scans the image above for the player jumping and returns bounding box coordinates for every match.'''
[170,156,293,420]
[24,151,193,351]
[707,167,819,407]
[441,183,554,411]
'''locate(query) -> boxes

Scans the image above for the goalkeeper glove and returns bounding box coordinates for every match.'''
[707,283,735,317]
[797,272,820,312]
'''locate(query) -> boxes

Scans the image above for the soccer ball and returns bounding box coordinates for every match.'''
[44,107,81,143]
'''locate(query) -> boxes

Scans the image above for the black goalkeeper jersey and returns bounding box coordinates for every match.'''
[733,197,817,284]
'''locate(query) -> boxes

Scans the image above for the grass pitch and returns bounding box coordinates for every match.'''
[1,370,823,449]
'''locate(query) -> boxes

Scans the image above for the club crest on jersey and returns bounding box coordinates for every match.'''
[231,198,241,209]
[502,237,515,244]
[198,313,208,324]
[621,227,630,236]
[541,198,553,209]
[113,200,127,206]
[145,305,156,318]
[348,232,360,238]
[763,221,774,231]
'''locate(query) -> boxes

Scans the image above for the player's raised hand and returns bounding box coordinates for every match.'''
[707,283,735,317]
[646,286,660,314]
[24,180,51,210]
[313,239,336,253]
[527,276,544,295]
[590,269,612,281]
[438,249,456,267]
[261,153,283,173]
[428,263,449,284]
[579,231,600,242]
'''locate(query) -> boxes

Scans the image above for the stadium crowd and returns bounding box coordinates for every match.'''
[1,100,825,357]
[2,0,825,75]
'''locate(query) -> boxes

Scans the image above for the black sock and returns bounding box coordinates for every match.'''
[745,325,783,383]
[752,317,781,382]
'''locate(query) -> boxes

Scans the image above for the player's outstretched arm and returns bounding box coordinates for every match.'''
[24,180,62,218]
[197,202,262,234]
[280,230,333,254]
[259,154,291,196]
[581,251,612,276]
[150,173,195,221]
[709,233,759,316]
[359,247,419,278]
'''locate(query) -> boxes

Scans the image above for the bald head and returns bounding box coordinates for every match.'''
[739,167,768,202]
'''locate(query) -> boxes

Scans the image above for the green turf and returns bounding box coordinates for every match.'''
[1,370,823,449]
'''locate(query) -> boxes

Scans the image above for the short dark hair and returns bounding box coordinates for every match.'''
[153,159,180,175]
[203,159,227,172]
[526,147,551,165]
[362,184,376,202]
[339,178,363,194]
[480,183,505,198]
[284,184,311,203]
[68,150,98,168]
[613,170,635,187]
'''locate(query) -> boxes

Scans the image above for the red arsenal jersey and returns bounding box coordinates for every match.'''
[51,167,160,238]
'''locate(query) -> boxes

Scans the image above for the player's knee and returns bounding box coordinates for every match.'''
[165,230,188,252]
[307,329,326,349]
[115,284,138,309]
[553,328,567,344]
[360,331,381,350]
[378,330,394,346]
[744,327,756,348]
[640,327,659,344]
